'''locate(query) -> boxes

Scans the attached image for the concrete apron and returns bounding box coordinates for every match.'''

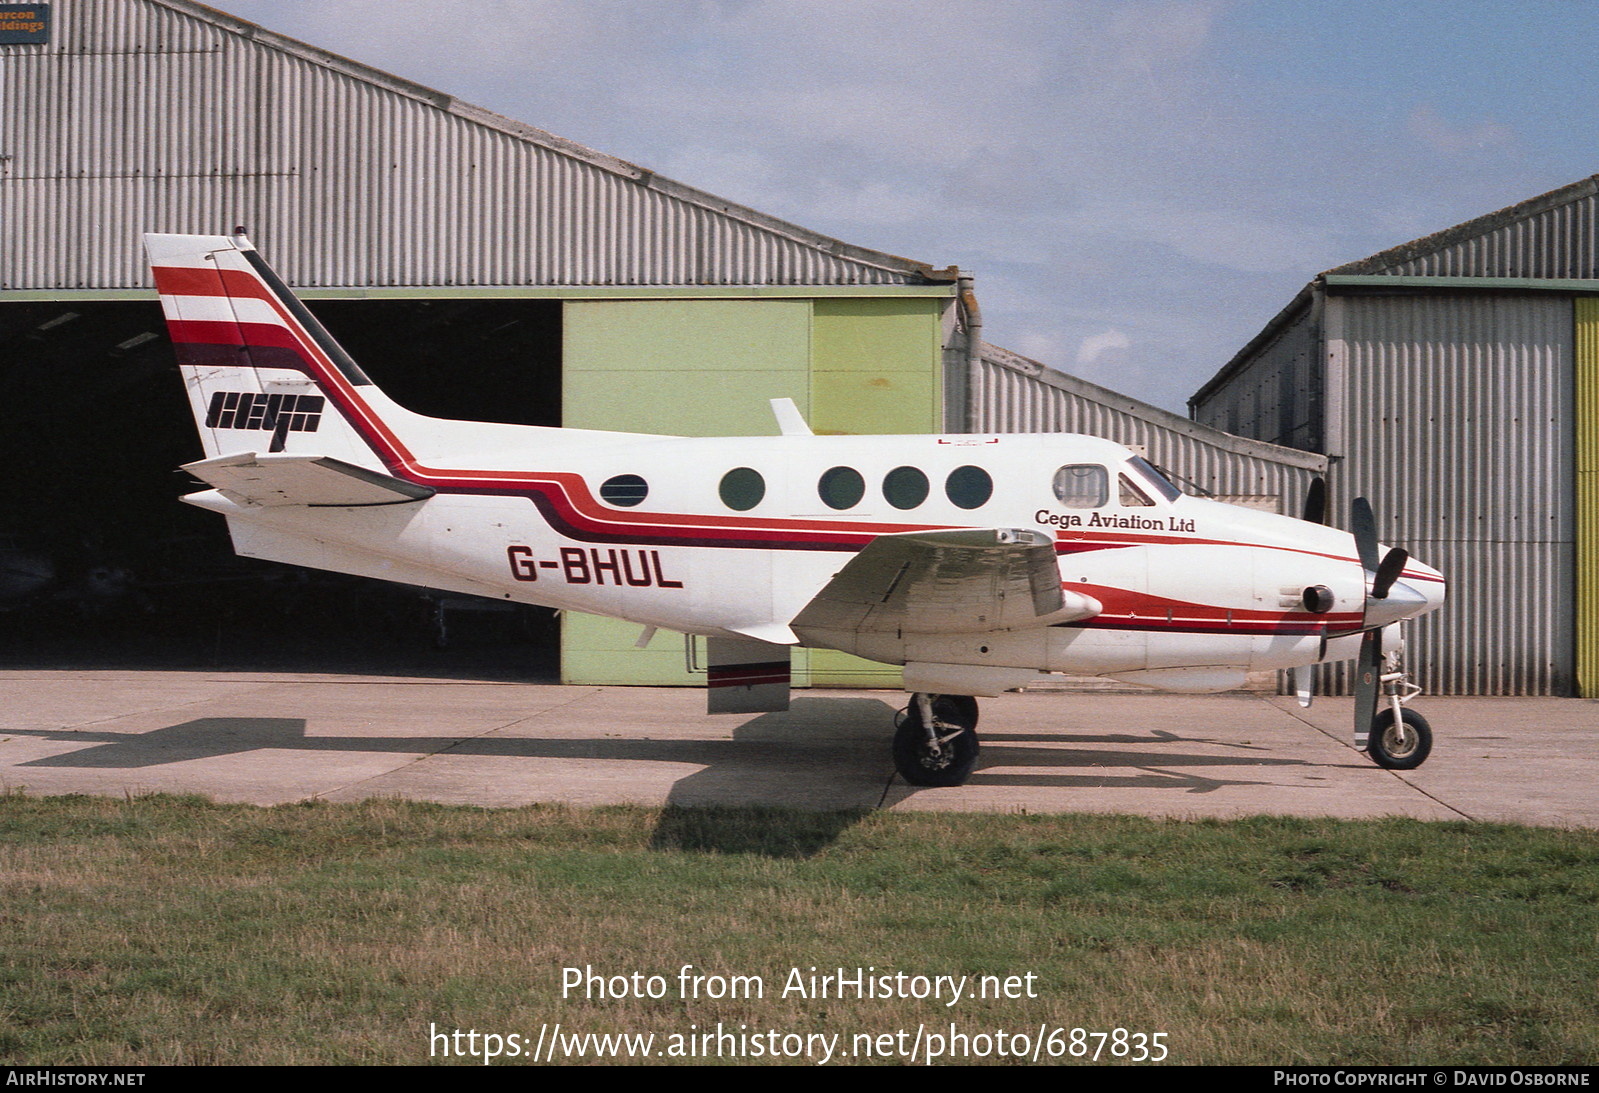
[1,670,1594,827]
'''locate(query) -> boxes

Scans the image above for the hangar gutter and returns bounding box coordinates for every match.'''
[1,285,957,303]
[1326,275,1599,293]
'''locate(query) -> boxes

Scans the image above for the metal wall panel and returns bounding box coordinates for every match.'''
[1331,293,1576,695]
[1192,305,1321,448]
[1,0,933,290]
[974,344,1326,506]
[1191,176,1599,696]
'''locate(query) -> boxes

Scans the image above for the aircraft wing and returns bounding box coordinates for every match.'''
[182,452,436,507]
[791,528,1099,636]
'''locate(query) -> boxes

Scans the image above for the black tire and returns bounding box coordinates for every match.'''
[893,696,979,787]
[945,694,979,731]
[1368,707,1432,770]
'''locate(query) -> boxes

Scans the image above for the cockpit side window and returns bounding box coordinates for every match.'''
[1118,474,1155,507]
[1052,464,1107,508]
[1127,456,1182,502]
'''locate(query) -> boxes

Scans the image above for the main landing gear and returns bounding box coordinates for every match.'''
[893,693,980,786]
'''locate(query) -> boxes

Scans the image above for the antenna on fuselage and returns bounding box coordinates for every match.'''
[770,398,814,437]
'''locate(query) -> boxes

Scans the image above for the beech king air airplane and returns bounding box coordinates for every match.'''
[146,232,1447,787]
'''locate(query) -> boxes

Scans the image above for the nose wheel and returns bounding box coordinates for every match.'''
[1368,706,1432,769]
[1357,630,1433,770]
[893,693,980,786]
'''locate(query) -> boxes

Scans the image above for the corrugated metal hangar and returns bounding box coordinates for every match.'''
[0,0,1339,688]
[1191,175,1599,698]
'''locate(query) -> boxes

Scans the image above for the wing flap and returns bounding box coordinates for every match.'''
[792,528,1099,636]
[182,452,435,507]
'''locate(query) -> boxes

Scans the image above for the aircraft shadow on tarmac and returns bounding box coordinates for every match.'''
[13,703,1310,790]
[11,697,1325,857]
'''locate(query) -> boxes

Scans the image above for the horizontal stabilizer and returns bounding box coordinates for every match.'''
[182,452,436,508]
[792,528,1099,636]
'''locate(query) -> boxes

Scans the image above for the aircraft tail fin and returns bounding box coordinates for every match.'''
[144,232,406,471]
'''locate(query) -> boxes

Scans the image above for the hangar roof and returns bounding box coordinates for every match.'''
[1190,171,1599,408]
[1,0,954,291]
[1325,173,1599,280]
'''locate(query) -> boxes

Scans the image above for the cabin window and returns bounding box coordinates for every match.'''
[1052,464,1107,508]
[945,465,993,509]
[882,465,929,509]
[598,474,649,507]
[818,466,865,510]
[719,467,765,511]
[1119,474,1155,507]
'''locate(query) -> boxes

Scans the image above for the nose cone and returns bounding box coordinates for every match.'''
[1407,558,1447,616]
[1367,558,1446,629]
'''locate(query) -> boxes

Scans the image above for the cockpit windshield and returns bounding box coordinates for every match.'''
[1127,456,1182,502]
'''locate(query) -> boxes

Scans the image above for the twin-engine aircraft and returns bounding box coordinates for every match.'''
[146,232,1446,787]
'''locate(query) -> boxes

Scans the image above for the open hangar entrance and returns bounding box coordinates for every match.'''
[1,0,961,685]
[0,294,563,677]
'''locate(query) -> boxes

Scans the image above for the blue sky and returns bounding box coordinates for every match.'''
[216,0,1599,412]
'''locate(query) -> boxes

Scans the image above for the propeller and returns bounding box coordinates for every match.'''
[1291,664,1314,709]
[1289,477,1328,706]
[1372,546,1410,600]
[1293,488,1421,730]
[1350,496,1417,750]
[1354,631,1381,750]
[1301,476,1327,525]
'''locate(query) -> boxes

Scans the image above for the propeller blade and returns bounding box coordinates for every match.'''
[1351,497,1379,573]
[1301,477,1327,525]
[1292,665,1313,708]
[1354,629,1381,750]
[1372,547,1410,600]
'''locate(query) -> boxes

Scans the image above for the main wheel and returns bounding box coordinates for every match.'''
[893,696,979,787]
[1368,707,1432,770]
[944,694,979,731]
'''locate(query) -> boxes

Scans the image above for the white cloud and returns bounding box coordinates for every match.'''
[1407,103,1515,155]
[1075,328,1132,370]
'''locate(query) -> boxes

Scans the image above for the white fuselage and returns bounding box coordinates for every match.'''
[191,423,1445,691]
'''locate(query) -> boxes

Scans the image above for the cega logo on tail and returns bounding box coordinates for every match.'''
[204,392,325,433]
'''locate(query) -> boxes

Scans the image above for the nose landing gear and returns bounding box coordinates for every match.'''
[1364,642,1432,770]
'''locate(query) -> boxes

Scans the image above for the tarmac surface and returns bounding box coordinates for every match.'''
[1,668,1595,827]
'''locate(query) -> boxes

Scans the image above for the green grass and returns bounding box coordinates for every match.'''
[2,793,1597,1065]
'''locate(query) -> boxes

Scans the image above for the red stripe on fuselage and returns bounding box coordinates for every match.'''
[1053,528,1442,584]
[156,260,958,549]
[1055,583,1360,637]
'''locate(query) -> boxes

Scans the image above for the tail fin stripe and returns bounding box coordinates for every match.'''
[154,260,370,388]
[237,248,372,386]
[153,264,287,307]
[165,319,312,353]
[165,319,249,347]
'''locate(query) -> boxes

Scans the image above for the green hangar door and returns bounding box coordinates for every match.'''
[560,294,947,688]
